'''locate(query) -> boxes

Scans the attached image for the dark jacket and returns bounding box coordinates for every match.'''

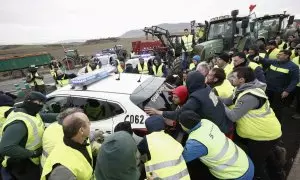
[234,60,266,83]
[95,131,140,180]
[162,71,232,134]
[259,58,299,93]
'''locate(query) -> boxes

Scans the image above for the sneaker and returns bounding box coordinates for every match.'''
[292,113,300,119]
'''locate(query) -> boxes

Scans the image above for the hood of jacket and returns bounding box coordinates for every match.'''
[95,131,140,180]
[145,115,165,134]
[186,71,206,94]
[235,79,267,95]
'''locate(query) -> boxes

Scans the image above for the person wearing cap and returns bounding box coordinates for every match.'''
[266,40,280,60]
[205,67,234,99]
[189,55,200,71]
[0,91,46,180]
[136,57,149,74]
[150,56,167,77]
[138,115,190,180]
[145,71,233,135]
[0,93,15,129]
[41,110,93,180]
[292,44,300,119]
[179,110,254,180]
[231,52,266,83]
[215,52,233,78]
[221,67,283,179]
[26,65,46,94]
[254,49,299,121]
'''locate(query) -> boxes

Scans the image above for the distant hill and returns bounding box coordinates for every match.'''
[120,22,190,38]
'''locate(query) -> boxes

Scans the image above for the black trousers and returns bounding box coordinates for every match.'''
[295,87,300,113]
[266,90,294,121]
[234,134,279,180]
[4,159,41,180]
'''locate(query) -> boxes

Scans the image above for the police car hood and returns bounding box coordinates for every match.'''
[235,79,267,94]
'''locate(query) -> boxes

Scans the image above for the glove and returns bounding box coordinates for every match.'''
[253,56,260,62]
[31,147,43,158]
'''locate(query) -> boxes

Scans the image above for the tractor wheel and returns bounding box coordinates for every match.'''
[168,57,182,77]
[62,57,75,70]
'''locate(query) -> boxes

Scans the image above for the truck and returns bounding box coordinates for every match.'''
[0,52,52,78]
[253,13,295,44]
[194,10,254,61]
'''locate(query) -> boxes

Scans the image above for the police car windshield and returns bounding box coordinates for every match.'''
[130,77,172,111]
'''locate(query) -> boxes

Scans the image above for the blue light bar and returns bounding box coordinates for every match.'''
[71,65,116,87]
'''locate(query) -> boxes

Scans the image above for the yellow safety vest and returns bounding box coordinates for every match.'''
[290,49,296,59]
[189,63,196,70]
[145,131,190,180]
[189,119,249,179]
[223,64,234,78]
[152,65,163,77]
[86,64,100,73]
[278,42,287,50]
[138,63,149,74]
[115,59,124,73]
[214,80,234,99]
[181,35,194,52]
[267,48,280,60]
[1,111,44,166]
[41,122,64,168]
[56,74,69,89]
[248,61,260,71]
[28,73,45,87]
[234,88,282,141]
[0,106,11,129]
[292,56,300,87]
[259,53,266,58]
[41,142,93,180]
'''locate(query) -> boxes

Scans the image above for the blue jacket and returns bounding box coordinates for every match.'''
[259,58,299,93]
[163,71,232,134]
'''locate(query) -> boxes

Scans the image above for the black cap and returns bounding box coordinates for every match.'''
[217,52,230,63]
[179,110,201,130]
[24,91,47,103]
[232,52,246,59]
[0,94,14,106]
[268,40,277,46]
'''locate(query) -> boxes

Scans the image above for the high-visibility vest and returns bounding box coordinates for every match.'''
[267,48,280,60]
[115,59,124,73]
[86,64,100,73]
[214,80,234,99]
[259,53,266,58]
[278,42,287,50]
[56,74,69,89]
[41,142,93,180]
[40,122,63,168]
[0,106,12,129]
[1,111,44,166]
[290,49,296,59]
[234,88,282,141]
[138,63,149,74]
[181,35,194,52]
[223,64,234,78]
[28,73,45,87]
[248,61,260,71]
[292,56,300,87]
[145,131,190,180]
[189,63,196,70]
[152,65,163,77]
[188,119,249,179]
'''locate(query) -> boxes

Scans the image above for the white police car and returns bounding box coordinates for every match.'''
[41,65,171,140]
[125,54,154,69]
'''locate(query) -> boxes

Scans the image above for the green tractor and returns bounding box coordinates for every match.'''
[194,9,255,61]
[252,13,295,45]
[62,49,89,70]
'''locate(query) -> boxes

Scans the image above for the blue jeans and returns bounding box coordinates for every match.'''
[1,167,14,180]
[237,157,255,180]
[181,52,190,70]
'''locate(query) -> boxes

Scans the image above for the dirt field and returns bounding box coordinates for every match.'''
[0,37,154,60]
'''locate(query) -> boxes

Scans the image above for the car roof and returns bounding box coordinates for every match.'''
[52,73,156,95]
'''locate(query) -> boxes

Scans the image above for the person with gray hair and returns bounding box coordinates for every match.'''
[196,61,210,77]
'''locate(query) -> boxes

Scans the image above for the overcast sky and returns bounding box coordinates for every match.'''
[0,0,298,44]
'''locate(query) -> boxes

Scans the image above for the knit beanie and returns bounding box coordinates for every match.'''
[179,110,201,130]
[172,86,188,105]
[24,91,47,103]
[192,55,201,62]
[0,94,14,106]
